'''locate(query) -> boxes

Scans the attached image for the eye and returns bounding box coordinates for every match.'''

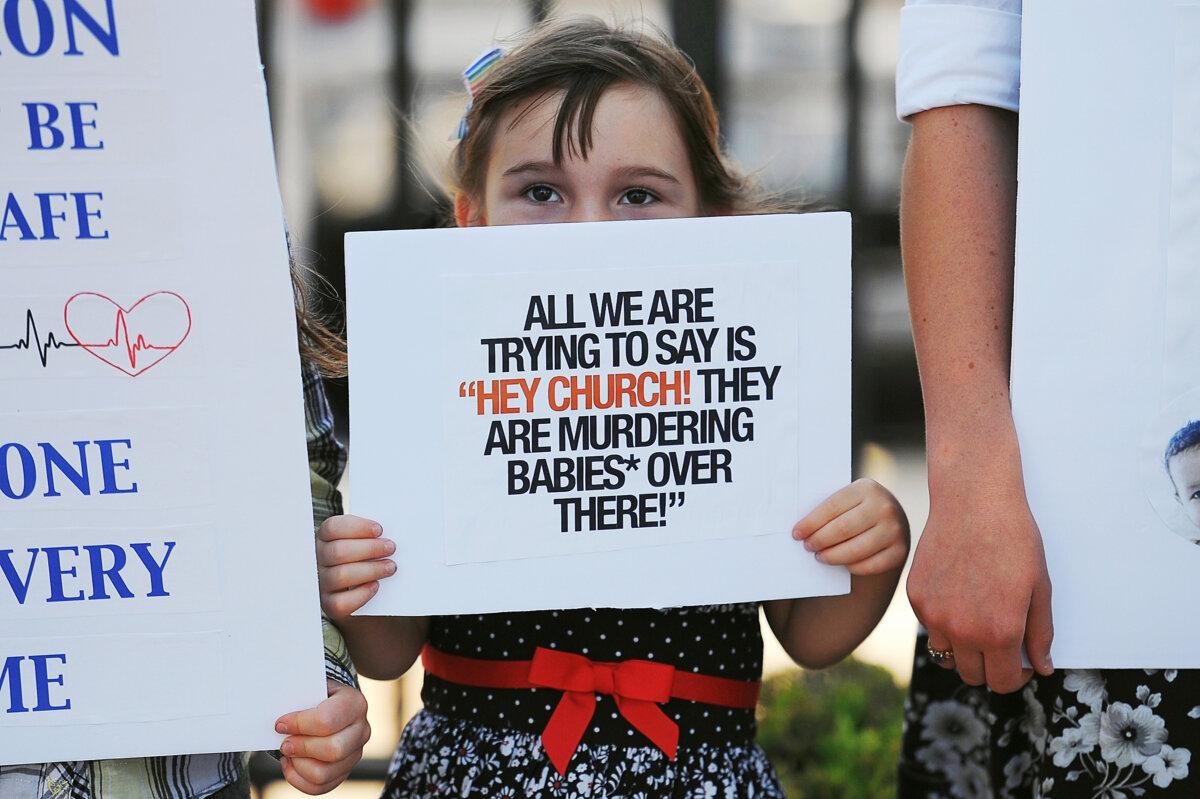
[619,188,658,206]
[1191,490,1200,501]
[523,184,561,204]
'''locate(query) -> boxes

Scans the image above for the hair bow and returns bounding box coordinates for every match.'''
[454,47,504,140]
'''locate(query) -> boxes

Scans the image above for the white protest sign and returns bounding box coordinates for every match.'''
[347,213,851,615]
[1012,0,1200,666]
[0,0,327,763]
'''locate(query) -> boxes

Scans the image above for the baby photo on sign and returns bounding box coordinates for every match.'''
[1144,391,1200,545]
[1165,420,1200,537]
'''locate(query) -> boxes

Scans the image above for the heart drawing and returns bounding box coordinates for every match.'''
[63,292,193,377]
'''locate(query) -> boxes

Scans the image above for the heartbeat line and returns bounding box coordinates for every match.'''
[74,306,179,372]
[0,309,80,367]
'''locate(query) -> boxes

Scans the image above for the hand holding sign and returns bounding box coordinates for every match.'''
[347,214,853,615]
[276,680,372,795]
[316,515,396,620]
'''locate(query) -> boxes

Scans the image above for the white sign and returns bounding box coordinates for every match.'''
[1012,1,1200,666]
[0,1,327,763]
[347,213,851,615]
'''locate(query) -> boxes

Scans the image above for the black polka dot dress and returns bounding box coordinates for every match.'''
[383,604,785,798]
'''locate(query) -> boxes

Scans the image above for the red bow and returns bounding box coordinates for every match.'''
[527,647,680,775]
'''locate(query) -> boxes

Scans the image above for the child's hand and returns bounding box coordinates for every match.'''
[317,514,396,620]
[276,679,371,795]
[792,479,909,575]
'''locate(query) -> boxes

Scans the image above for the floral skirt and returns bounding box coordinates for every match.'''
[383,709,786,799]
[899,633,1200,798]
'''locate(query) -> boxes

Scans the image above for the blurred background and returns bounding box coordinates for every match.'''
[251,1,924,796]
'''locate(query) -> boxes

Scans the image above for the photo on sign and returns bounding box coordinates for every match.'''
[1141,389,1200,544]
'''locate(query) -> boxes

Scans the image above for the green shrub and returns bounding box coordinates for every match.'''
[757,658,905,799]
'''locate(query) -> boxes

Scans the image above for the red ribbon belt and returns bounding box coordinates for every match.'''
[421,644,761,776]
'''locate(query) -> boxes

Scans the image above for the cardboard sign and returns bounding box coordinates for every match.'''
[347,214,852,615]
[1012,0,1200,666]
[0,1,327,763]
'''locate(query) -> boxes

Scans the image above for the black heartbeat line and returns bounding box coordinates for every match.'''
[0,309,80,367]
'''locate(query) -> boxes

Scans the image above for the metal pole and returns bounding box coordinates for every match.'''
[390,0,416,225]
[669,0,724,119]
[842,0,868,464]
[842,0,864,214]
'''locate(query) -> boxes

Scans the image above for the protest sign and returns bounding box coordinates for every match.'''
[0,0,327,763]
[347,213,852,615]
[1012,0,1200,666]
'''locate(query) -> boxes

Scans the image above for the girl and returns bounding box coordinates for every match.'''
[317,20,909,798]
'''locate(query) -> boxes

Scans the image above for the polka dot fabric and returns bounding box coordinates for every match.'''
[423,604,762,745]
[382,604,783,798]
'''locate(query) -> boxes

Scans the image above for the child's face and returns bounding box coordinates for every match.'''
[461,82,703,226]
[1168,446,1200,529]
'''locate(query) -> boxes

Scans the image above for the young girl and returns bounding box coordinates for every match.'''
[319,20,909,798]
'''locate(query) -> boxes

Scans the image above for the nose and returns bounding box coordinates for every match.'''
[566,196,617,224]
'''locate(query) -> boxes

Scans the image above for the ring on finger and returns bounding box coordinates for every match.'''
[926,642,955,664]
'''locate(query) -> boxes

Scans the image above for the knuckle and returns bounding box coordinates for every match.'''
[916,603,944,629]
[312,707,338,736]
[310,740,337,763]
[943,620,977,645]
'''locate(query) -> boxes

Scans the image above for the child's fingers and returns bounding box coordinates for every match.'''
[317,537,395,567]
[281,721,371,763]
[846,542,908,575]
[320,560,396,592]
[276,682,367,737]
[796,502,877,552]
[812,523,889,566]
[280,756,345,796]
[322,582,379,618]
[792,484,865,539]
[287,751,362,792]
[317,515,383,542]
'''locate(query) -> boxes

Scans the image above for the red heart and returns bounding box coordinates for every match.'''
[63,292,192,377]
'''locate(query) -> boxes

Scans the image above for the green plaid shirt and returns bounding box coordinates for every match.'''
[0,368,355,799]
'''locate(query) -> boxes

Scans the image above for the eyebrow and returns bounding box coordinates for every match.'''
[500,160,682,186]
[615,165,682,185]
[501,160,560,178]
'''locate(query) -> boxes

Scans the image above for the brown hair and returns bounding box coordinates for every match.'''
[450,19,764,215]
[292,264,347,378]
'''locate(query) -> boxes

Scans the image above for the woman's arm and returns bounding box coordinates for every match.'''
[764,480,908,668]
[901,104,1053,693]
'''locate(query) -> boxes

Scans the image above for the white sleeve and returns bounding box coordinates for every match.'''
[896,0,1022,120]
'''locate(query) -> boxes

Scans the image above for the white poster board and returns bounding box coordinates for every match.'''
[347,214,851,615]
[1012,1,1200,666]
[0,1,327,763]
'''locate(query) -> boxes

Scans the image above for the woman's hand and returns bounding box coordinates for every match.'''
[792,478,909,575]
[275,679,371,794]
[316,514,395,620]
